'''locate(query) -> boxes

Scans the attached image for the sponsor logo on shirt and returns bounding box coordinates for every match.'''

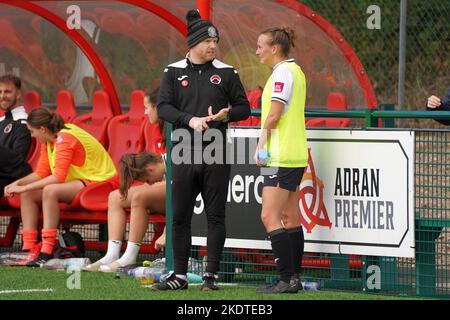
[3,123,12,134]
[210,75,221,85]
[56,135,64,143]
[274,82,284,93]
[177,75,188,81]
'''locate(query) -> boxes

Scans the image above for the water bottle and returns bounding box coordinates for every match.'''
[187,272,203,283]
[115,266,134,279]
[158,272,203,283]
[131,267,165,284]
[143,258,165,269]
[66,258,91,270]
[188,257,202,275]
[302,281,321,290]
[127,266,144,277]
[257,148,270,165]
[43,258,67,271]
[43,258,91,271]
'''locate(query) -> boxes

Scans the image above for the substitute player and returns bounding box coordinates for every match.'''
[254,27,307,293]
[4,108,116,266]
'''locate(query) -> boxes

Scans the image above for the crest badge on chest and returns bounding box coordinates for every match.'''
[210,75,221,85]
[3,123,12,134]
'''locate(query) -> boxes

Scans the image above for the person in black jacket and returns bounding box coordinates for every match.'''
[0,75,32,197]
[154,9,250,291]
[426,87,450,125]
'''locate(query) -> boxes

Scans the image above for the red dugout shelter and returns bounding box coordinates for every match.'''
[0,0,377,115]
[0,0,378,271]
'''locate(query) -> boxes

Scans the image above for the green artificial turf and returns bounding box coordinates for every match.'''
[0,266,419,300]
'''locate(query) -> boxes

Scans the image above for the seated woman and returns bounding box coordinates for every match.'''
[84,89,167,272]
[4,108,117,266]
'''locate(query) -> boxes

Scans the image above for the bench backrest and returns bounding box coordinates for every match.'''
[56,90,77,123]
[72,90,114,148]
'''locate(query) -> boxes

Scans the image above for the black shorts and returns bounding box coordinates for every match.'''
[262,167,305,192]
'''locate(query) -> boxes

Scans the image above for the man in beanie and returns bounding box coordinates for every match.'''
[155,9,250,291]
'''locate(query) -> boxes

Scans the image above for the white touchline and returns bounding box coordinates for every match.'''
[0,288,55,294]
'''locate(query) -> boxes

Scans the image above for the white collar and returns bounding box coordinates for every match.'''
[0,105,27,122]
[273,58,295,71]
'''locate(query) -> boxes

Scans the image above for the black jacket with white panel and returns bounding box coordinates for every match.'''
[157,57,250,149]
[426,87,450,125]
[0,106,32,179]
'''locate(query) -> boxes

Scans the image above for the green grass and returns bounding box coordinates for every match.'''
[0,266,420,300]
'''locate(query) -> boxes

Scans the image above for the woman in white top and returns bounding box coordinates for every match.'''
[255,27,308,293]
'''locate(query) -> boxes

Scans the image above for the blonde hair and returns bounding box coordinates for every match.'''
[260,26,296,57]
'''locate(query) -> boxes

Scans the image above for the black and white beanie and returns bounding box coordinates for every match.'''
[186,9,219,48]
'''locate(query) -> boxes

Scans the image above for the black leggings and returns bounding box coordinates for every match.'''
[171,162,230,275]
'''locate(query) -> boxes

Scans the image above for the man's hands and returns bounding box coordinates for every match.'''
[427,95,442,109]
[188,106,231,132]
[208,106,230,122]
[189,116,210,131]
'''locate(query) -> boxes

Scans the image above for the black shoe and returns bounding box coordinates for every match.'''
[256,279,298,293]
[26,252,52,268]
[152,271,188,290]
[201,272,219,291]
[290,275,303,291]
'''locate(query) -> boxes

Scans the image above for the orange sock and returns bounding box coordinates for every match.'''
[21,229,38,251]
[41,229,58,255]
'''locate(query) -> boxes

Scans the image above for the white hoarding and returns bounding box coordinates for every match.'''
[300,130,415,257]
[191,129,415,258]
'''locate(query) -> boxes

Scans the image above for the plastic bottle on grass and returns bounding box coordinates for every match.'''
[187,272,203,283]
[129,267,165,284]
[43,258,90,270]
[43,258,67,270]
[302,281,321,290]
[188,257,202,274]
[66,258,91,269]
[143,258,165,268]
[115,266,134,278]
[158,272,203,283]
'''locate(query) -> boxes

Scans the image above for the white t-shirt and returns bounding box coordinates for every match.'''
[271,59,295,111]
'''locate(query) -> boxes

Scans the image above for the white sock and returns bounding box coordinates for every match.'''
[117,241,141,266]
[100,240,122,264]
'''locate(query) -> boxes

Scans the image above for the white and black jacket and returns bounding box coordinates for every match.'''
[157,58,250,149]
[426,87,450,125]
[0,106,32,179]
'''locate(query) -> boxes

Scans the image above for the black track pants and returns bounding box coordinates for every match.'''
[171,162,231,275]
